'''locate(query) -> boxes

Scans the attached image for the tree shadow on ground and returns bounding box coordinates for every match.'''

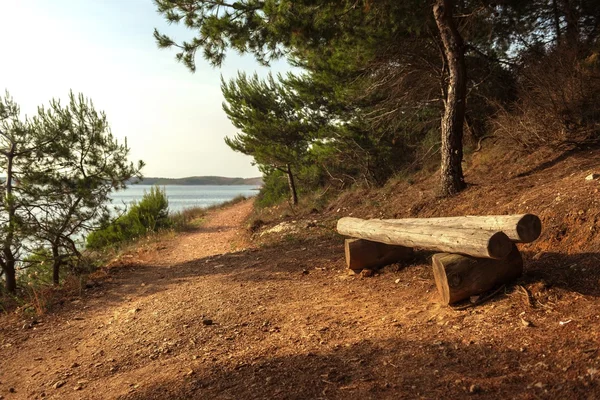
[514,145,600,179]
[63,235,345,315]
[521,251,600,298]
[116,336,597,400]
[49,236,600,321]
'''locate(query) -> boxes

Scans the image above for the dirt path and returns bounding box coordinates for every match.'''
[0,201,257,399]
[1,199,600,399]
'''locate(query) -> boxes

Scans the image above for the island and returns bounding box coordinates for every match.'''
[131,176,263,186]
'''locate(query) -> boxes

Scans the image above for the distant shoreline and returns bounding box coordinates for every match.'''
[130,176,263,186]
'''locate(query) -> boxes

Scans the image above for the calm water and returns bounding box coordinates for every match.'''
[110,185,260,213]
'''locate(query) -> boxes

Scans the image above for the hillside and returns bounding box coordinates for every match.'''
[132,176,262,186]
[1,147,600,399]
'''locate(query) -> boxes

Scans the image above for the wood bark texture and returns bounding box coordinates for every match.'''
[432,244,523,305]
[286,163,298,206]
[345,239,413,271]
[386,214,542,243]
[433,0,467,196]
[337,217,512,259]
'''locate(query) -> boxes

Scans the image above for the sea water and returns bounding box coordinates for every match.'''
[109,185,260,213]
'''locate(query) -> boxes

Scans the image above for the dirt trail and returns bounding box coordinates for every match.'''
[1,197,600,399]
[0,201,256,399]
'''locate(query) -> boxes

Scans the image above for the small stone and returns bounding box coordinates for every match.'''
[534,382,545,389]
[361,269,374,278]
[202,319,213,326]
[469,384,481,394]
[186,370,195,377]
[74,385,83,391]
[585,173,599,181]
[394,279,401,284]
[53,380,66,389]
[9,388,16,393]
[70,362,79,368]
[521,318,532,327]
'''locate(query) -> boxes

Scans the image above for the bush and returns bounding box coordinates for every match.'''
[86,186,170,249]
[494,48,600,150]
[168,206,207,231]
[256,170,290,208]
[19,249,56,287]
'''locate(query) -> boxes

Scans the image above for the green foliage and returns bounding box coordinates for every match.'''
[255,170,290,208]
[167,206,207,231]
[222,73,312,204]
[86,187,169,249]
[156,0,600,200]
[0,91,143,292]
[20,249,56,287]
[222,73,312,166]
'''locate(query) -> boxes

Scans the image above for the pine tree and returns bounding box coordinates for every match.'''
[221,73,312,205]
[27,93,143,285]
[0,92,143,292]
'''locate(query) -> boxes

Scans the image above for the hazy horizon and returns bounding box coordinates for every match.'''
[0,1,292,179]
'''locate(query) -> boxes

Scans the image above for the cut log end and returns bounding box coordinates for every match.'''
[432,244,524,305]
[487,231,513,259]
[516,214,542,243]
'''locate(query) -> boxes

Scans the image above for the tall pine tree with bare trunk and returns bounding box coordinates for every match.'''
[153,0,530,196]
[433,0,467,196]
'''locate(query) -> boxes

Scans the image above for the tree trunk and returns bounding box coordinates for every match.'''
[562,0,579,48]
[3,259,16,293]
[337,217,513,259]
[433,0,467,197]
[52,245,61,286]
[2,146,17,293]
[552,0,562,44]
[286,163,298,206]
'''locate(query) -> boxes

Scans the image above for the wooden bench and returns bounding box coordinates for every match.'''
[337,214,542,305]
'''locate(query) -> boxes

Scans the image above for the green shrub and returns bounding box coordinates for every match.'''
[256,170,290,208]
[168,206,207,231]
[19,249,56,287]
[86,186,170,249]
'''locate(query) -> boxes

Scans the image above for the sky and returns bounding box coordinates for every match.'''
[0,0,291,178]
